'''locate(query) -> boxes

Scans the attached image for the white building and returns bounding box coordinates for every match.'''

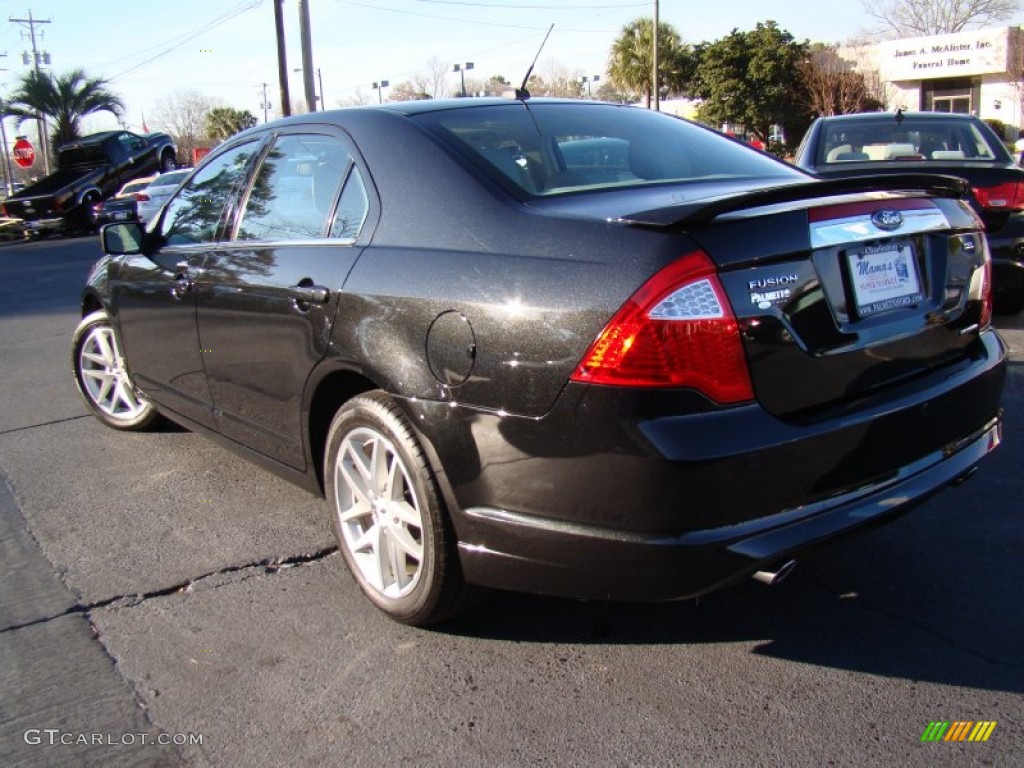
[847,26,1024,135]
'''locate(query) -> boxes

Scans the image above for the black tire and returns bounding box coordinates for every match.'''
[160,151,176,173]
[994,288,1024,316]
[324,392,481,625]
[72,192,101,235]
[71,310,160,431]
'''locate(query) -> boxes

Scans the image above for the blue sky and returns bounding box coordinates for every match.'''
[1,0,1021,138]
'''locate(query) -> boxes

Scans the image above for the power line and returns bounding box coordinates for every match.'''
[413,0,647,7]
[107,1,263,82]
[344,0,550,29]
[98,0,262,69]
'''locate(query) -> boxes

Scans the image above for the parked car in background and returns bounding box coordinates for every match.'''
[91,175,157,227]
[74,99,1004,625]
[135,169,191,225]
[795,111,1024,314]
[0,130,176,236]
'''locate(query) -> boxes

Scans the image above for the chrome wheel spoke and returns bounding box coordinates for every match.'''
[385,529,408,590]
[387,520,422,561]
[391,499,421,528]
[339,448,373,510]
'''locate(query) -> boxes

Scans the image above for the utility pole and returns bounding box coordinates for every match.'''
[259,82,272,123]
[0,55,15,196]
[9,9,51,174]
[297,0,316,113]
[652,0,659,112]
[274,0,291,117]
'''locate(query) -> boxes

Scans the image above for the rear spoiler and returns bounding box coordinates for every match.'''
[617,173,969,229]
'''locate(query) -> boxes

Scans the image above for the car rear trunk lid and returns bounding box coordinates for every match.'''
[619,175,991,419]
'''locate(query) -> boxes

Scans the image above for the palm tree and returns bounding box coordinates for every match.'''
[5,68,125,148]
[607,17,691,108]
[204,107,258,142]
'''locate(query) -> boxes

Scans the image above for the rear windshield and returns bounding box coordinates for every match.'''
[818,117,1009,165]
[58,145,107,169]
[413,102,802,197]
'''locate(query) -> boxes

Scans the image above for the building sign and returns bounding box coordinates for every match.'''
[879,27,1012,81]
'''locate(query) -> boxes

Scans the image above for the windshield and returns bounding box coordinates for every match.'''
[414,102,802,197]
[818,117,1009,165]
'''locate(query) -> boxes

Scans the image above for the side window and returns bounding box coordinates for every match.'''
[236,134,351,241]
[330,167,368,240]
[160,141,259,246]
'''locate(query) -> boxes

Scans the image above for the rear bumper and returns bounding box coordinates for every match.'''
[456,418,1000,600]
[19,217,65,234]
[408,329,1006,601]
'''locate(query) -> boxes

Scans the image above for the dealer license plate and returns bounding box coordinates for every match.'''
[846,243,923,317]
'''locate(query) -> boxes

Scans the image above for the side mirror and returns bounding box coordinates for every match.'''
[101,221,144,255]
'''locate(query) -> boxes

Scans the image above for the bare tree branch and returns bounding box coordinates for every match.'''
[863,0,1021,37]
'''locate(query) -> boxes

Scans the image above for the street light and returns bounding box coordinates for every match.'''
[579,75,600,98]
[372,80,390,104]
[452,62,474,97]
[292,67,325,111]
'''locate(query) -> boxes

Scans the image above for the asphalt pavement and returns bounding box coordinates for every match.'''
[1,236,1022,766]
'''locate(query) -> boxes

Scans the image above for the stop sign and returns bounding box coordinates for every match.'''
[12,137,35,169]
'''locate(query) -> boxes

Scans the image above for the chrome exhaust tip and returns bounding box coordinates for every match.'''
[752,559,797,586]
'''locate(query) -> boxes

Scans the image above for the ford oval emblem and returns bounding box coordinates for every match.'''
[871,209,904,231]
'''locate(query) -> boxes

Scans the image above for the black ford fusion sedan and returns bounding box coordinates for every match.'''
[73,99,1005,625]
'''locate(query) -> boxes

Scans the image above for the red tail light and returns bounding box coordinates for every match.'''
[571,251,754,403]
[971,181,1024,210]
[135,193,150,202]
[0,203,6,217]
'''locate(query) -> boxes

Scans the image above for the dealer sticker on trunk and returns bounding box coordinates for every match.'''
[847,243,923,317]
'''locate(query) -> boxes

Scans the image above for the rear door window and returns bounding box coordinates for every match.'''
[235,134,352,241]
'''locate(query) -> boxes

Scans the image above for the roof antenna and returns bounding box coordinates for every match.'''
[895,107,904,125]
[515,23,554,100]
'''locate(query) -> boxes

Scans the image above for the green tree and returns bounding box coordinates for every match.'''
[691,22,809,144]
[5,68,124,147]
[607,17,693,107]
[204,107,257,142]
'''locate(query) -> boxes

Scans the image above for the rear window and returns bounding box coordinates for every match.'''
[819,117,1009,165]
[150,170,191,188]
[414,102,801,197]
[58,145,107,169]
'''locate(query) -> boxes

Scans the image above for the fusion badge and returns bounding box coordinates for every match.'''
[749,274,799,309]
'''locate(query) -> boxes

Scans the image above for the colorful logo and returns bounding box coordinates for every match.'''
[921,721,997,742]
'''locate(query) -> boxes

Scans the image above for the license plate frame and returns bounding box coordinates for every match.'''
[846,241,923,317]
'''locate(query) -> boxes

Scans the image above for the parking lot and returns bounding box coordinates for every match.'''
[1,235,1021,766]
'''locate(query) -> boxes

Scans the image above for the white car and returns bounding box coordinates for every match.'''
[135,169,192,224]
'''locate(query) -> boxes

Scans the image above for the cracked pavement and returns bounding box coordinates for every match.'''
[2,238,1022,766]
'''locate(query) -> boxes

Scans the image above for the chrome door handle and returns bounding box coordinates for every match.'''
[170,274,193,300]
[289,284,330,305]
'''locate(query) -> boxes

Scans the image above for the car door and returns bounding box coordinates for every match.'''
[112,139,265,428]
[195,129,372,469]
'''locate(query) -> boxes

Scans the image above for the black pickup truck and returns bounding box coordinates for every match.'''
[2,130,176,236]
